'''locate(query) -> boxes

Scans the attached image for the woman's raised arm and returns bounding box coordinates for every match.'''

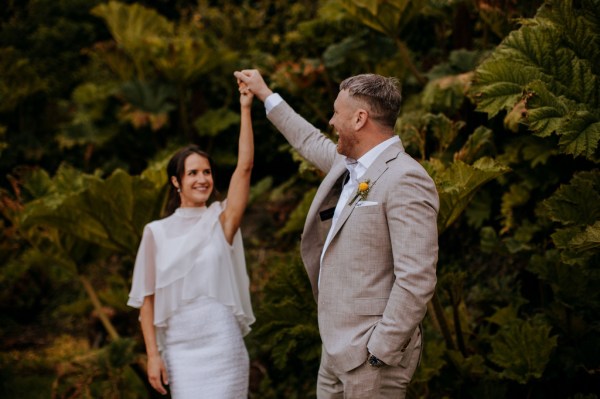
[219,83,254,244]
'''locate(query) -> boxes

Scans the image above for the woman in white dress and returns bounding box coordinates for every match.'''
[127,82,256,398]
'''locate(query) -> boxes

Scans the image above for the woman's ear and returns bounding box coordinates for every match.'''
[170,176,179,190]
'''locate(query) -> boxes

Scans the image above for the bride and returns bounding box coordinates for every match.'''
[127,81,255,398]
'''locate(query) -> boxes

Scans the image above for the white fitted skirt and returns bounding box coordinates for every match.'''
[163,296,249,399]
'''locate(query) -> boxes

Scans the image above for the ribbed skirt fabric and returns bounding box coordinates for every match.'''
[163,296,249,399]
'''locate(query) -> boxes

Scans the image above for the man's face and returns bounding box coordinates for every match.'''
[329,90,361,159]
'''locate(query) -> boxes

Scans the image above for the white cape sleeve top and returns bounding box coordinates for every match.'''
[127,201,255,338]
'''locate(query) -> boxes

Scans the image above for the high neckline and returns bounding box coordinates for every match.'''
[174,206,208,218]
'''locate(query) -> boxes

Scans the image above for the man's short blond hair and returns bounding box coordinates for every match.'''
[340,74,402,129]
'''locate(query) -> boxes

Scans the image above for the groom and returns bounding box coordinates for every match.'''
[235,69,439,398]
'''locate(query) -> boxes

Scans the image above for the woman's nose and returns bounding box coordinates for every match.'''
[196,174,207,183]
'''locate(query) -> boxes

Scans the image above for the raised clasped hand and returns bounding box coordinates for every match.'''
[238,79,253,107]
[233,69,272,102]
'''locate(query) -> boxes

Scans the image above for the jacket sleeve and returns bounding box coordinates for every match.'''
[267,100,338,174]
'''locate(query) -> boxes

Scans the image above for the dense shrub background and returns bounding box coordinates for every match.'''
[1,1,598,398]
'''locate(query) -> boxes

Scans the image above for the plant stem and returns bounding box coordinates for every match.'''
[429,292,456,351]
[80,275,120,341]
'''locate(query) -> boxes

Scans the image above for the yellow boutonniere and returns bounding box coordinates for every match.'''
[348,179,371,206]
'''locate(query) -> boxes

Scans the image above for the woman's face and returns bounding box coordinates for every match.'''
[173,153,214,207]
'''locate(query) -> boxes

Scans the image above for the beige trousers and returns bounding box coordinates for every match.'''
[316,333,421,399]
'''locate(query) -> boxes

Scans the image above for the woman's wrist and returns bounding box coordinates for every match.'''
[147,351,161,359]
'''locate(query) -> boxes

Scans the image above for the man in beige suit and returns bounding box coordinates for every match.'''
[235,69,439,399]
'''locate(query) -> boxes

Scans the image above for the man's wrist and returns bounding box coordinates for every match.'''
[367,351,385,368]
[264,93,283,114]
[258,88,274,102]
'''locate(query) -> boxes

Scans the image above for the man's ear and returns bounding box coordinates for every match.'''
[354,109,368,130]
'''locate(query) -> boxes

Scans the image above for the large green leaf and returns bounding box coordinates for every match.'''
[471,0,600,160]
[570,220,600,252]
[331,0,424,38]
[558,111,600,158]
[489,317,558,384]
[422,72,473,115]
[471,59,542,118]
[454,126,495,165]
[150,29,234,84]
[20,167,164,256]
[120,80,176,114]
[541,170,600,263]
[397,112,466,161]
[92,1,231,84]
[91,1,173,60]
[542,170,600,226]
[524,80,570,137]
[425,157,510,234]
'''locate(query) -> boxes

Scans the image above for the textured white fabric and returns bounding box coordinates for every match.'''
[163,296,249,399]
[127,201,255,350]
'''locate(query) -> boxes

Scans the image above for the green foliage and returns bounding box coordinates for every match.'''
[541,170,600,263]
[426,157,510,234]
[528,250,600,319]
[2,0,600,397]
[91,1,234,84]
[0,47,47,112]
[250,251,320,398]
[472,0,600,161]
[20,165,164,256]
[91,1,173,81]
[488,317,558,384]
[57,81,120,148]
[52,338,143,398]
[120,80,176,115]
[276,187,317,238]
[193,107,241,137]
[422,48,484,114]
[325,0,426,38]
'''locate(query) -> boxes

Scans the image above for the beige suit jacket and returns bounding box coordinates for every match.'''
[269,101,439,373]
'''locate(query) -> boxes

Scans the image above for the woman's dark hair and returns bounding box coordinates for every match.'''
[164,145,217,216]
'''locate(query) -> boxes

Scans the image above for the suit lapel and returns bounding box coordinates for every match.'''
[328,143,403,241]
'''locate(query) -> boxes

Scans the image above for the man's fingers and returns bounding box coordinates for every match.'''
[234,69,257,82]
[233,71,247,82]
